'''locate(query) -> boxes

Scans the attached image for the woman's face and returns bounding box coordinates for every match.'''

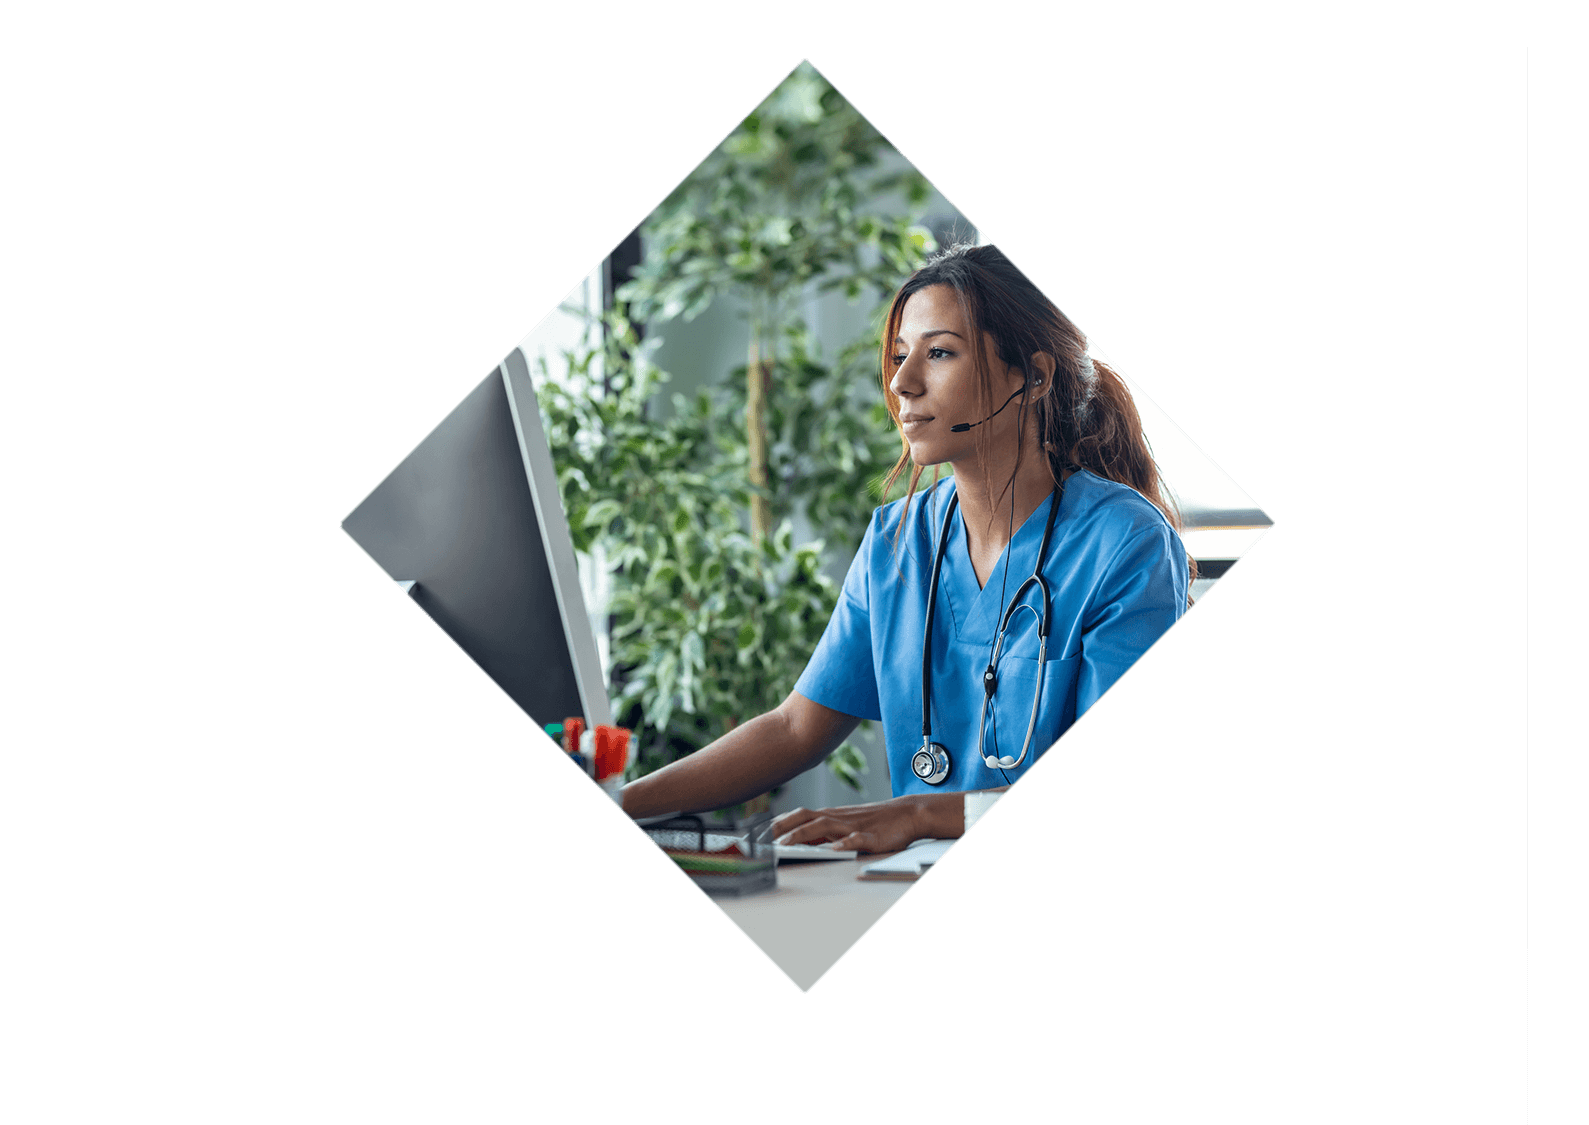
[888,284,1027,467]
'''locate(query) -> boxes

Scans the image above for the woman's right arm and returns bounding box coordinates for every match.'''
[619,692,860,819]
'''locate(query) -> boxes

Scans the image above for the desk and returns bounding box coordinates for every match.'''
[712,853,914,990]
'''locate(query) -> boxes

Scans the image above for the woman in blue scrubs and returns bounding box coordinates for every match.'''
[622,244,1191,851]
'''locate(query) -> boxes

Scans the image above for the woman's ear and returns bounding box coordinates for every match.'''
[1027,352,1058,399]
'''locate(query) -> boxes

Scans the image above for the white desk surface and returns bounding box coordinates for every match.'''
[712,851,916,990]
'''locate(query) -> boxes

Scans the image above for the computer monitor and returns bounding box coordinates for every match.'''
[342,348,611,729]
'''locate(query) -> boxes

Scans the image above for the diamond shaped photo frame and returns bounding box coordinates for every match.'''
[343,60,1270,989]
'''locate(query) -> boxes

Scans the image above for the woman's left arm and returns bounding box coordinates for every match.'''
[771,788,1008,853]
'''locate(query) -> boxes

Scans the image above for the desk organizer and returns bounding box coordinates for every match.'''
[640,811,776,896]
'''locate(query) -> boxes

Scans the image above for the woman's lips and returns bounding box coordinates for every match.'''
[901,416,933,432]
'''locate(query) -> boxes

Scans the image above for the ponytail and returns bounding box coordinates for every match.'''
[1049,358,1173,525]
[1042,356,1196,594]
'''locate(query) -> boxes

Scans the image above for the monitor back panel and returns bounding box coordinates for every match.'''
[342,368,583,727]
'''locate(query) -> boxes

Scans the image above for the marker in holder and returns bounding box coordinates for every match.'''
[561,716,587,773]
[545,717,631,795]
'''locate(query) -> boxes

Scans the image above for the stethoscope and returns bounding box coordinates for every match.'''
[911,473,1066,786]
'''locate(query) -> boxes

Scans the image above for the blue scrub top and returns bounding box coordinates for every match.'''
[793,471,1189,796]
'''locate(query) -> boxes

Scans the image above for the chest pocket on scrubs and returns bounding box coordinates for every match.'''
[979,651,1082,779]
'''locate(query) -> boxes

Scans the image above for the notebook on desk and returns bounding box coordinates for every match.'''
[857,839,953,882]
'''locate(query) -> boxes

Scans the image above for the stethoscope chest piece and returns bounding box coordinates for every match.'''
[912,740,952,786]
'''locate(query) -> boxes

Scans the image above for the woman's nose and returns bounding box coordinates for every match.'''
[889,353,919,399]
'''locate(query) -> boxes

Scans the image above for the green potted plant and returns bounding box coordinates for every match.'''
[543,62,944,804]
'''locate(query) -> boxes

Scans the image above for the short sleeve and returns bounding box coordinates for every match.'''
[792,517,883,721]
[1076,523,1188,718]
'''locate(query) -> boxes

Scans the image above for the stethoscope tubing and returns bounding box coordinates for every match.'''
[977,602,1048,771]
[921,486,960,741]
[918,476,1066,781]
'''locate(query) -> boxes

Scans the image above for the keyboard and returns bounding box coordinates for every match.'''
[775,842,859,862]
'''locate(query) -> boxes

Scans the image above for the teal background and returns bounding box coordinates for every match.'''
[3,4,1576,1118]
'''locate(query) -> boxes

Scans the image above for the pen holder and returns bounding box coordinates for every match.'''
[638,811,777,897]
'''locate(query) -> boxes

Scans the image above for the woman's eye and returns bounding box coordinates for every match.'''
[893,346,952,366]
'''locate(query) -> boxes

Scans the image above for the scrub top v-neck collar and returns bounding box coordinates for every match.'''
[936,480,1061,646]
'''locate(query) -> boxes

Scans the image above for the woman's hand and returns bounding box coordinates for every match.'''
[772,795,941,854]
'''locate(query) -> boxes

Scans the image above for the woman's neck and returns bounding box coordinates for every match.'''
[950,439,1064,578]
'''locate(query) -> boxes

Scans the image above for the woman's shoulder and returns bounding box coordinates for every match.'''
[1065,470,1183,546]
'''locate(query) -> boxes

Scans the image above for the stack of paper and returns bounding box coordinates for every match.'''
[858,839,953,881]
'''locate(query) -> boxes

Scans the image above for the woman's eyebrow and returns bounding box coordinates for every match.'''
[893,329,967,344]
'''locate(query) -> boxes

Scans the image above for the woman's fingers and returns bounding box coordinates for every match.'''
[770,806,818,838]
[782,820,887,853]
[835,831,875,853]
[772,799,924,853]
[779,816,850,846]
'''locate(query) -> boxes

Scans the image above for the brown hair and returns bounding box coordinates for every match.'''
[878,244,1195,584]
